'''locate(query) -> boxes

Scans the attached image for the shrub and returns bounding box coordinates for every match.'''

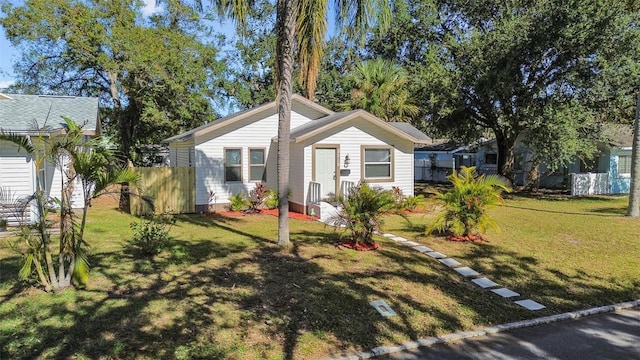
[429,166,510,238]
[228,193,250,212]
[402,195,426,212]
[249,182,268,211]
[129,213,176,255]
[263,189,278,209]
[328,182,400,245]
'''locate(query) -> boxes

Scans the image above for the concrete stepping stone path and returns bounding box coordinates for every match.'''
[425,251,447,259]
[454,266,480,278]
[439,258,462,268]
[412,245,434,253]
[515,299,546,311]
[471,277,499,289]
[381,232,545,311]
[402,241,420,247]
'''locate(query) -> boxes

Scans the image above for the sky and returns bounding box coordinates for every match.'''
[0,0,162,89]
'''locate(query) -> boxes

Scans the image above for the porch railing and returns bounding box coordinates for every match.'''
[340,180,355,198]
[308,181,322,204]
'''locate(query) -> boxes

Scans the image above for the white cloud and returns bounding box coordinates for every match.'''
[142,0,161,17]
[0,79,15,89]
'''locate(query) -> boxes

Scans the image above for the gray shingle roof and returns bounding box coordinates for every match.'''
[602,124,633,148]
[388,122,432,142]
[0,94,99,134]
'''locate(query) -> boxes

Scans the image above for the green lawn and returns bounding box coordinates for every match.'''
[0,193,639,359]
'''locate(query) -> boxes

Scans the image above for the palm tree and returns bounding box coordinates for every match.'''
[0,119,140,291]
[429,166,511,239]
[627,88,640,217]
[341,58,419,122]
[198,0,391,245]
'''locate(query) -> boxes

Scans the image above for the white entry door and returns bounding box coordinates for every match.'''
[315,148,337,198]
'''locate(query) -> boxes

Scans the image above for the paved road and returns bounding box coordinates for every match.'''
[384,308,640,360]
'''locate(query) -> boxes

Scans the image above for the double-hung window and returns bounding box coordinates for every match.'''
[618,155,631,175]
[363,146,393,181]
[225,148,242,182]
[249,148,266,182]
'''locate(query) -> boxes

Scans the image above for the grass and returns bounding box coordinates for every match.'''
[1,192,639,359]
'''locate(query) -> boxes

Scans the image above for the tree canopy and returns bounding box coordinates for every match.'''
[368,0,640,181]
[1,0,223,164]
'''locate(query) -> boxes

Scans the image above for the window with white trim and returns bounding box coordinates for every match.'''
[363,147,393,180]
[224,148,242,182]
[249,148,266,182]
[618,155,631,174]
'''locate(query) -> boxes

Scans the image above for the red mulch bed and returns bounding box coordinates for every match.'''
[448,234,484,242]
[211,209,317,221]
[338,242,380,251]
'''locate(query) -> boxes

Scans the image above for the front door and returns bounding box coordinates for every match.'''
[314,147,337,199]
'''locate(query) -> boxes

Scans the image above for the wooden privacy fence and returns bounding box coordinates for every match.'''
[130,167,195,216]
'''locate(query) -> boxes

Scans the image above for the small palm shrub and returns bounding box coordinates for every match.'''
[329,182,399,246]
[229,193,250,211]
[129,213,176,255]
[263,189,278,209]
[429,166,510,239]
[402,195,426,212]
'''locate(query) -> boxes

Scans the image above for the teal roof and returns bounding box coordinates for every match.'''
[0,94,100,135]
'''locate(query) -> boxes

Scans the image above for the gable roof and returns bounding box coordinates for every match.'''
[0,93,100,135]
[287,109,432,144]
[164,94,334,143]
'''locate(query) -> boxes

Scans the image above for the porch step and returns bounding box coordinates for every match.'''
[318,201,342,226]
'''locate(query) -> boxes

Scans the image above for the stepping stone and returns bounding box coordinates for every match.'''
[439,258,462,268]
[383,233,396,238]
[491,288,520,298]
[425,251,447,259]
[370,299,397,317]
[515,299,546,311]
[471,277,499,289]
[454,267,480,277]
[402,241,420,247]
[391,236,408,242]
[413,245,434,253]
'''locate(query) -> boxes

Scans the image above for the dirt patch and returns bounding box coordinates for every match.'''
[448,234,484,242]
[337,242,380,251]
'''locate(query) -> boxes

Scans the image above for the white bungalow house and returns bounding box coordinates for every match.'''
[0,93,100,223]
[163,95,431,215]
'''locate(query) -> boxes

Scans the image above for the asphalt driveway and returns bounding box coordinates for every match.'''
[384,307,640,360]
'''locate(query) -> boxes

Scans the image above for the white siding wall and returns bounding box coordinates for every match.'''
[47,155,86,209]
[0,140,35,199]
[0,140,35,223]
[301,123,415,206]
[289,142,307,206]
[194,111,313,206]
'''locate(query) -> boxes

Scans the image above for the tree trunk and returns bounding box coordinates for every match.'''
[495,133,516,185]
[275,0,297,246]
[107,70,131,212]
[627,88,640,217]
[525,157,541,192]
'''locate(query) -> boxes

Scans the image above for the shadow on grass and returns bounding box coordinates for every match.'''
[453,242,640,313]
[0,255,29,306]
[501,204,623,217]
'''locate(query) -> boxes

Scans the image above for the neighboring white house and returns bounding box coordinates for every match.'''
[0,93,100,223]
[163,95,431,214]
